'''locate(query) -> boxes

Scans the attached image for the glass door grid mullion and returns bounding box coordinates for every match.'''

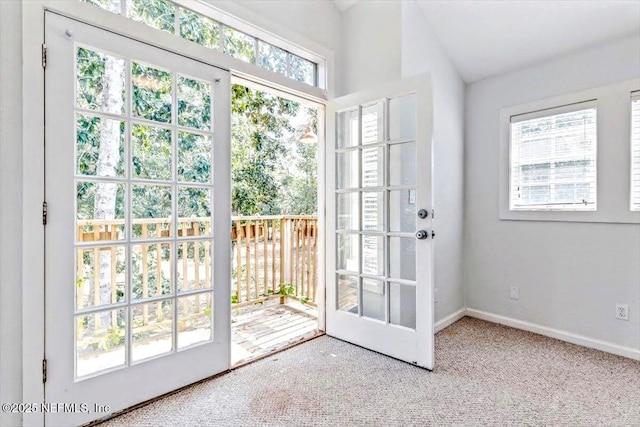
[383,97,390,325]
[170,68,179,357]
[124,55,133,369]
[356,104,363,317]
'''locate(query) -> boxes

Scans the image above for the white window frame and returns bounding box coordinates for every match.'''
[499,78,640,223]
[173,0,327,89]
[509,100,598,212]
[630,91,640,211]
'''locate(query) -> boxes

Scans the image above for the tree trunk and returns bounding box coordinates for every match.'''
[94,55,124,327]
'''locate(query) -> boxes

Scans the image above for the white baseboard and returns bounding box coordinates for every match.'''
[466,308,640,361]
[434,307,466,333]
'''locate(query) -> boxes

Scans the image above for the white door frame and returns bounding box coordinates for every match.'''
[21,2,329,425]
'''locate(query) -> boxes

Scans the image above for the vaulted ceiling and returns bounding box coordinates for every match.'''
[335,0,640,82]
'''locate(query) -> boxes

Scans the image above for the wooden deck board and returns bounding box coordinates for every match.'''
[231,303,318,365]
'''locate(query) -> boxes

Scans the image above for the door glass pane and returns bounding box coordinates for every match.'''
[337,274,358,314]
[76,308,126,378]
[131,124,172,180]
[390,283,416,329]
[76,246,126,310]
[362,192,384,231]
[389,141,416,186]
[389,190,416,232]
[76,114,125,177]
[361,102,383,144]
[177,241,212,292]
[178,132,212,183]
[177,76,212,131]
[132,300,173,362]
[132,184,172,238]
[178,292,213,348]
[132,62,172,123]
[362,147,384,187]
[389,237,416,281]
[362,235,384,276]
[389,94,416,140]
[76,47,125,115]
[76,181,126,242]
[337,233,359,272]
[178,187,212,236]
[362,278,385,321]
[132,243,172,300]
[337,109,358,148]
[336,150,359,189]
[337,192,359,230]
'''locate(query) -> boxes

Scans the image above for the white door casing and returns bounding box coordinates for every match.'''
[325,75,434,369]
[44,12,231,426]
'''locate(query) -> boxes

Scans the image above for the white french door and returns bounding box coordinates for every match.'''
[326,76,434,369]
[44,13,230,426]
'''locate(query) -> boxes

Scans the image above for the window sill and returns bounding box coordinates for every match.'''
[499,208,640,224]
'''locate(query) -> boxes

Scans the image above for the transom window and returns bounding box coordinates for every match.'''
[509,101,597,211]
[81,0,319,86]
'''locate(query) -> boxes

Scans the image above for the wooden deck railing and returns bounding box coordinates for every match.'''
[230,216,318,306]
[76,215,319,324]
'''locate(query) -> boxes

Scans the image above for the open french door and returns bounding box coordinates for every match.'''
[326,76,434,369]
[44,13,231,426]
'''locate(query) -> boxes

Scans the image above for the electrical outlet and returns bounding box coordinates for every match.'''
[615,304,629,321]
[510,286,519,300]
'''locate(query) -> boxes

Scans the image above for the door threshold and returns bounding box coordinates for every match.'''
[231,330,325,369]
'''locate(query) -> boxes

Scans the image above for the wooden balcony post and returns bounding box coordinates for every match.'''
[141,224,149,325]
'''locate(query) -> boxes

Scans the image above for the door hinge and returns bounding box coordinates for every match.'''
[41,44,47,69]
[42,202,48,225]
[42,359,47,383]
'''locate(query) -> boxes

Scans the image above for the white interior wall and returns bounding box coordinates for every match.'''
[465,35,640,352]
[400,1,465,322]
[0,2,24,426]
[339,0,401,95]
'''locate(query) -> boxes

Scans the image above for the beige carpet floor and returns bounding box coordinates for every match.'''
[100,317,640,426]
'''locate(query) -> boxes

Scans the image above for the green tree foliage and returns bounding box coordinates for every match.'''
[231,84,317,216]
[179,8,220,49]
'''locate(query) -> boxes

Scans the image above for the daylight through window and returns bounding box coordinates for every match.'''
[82,0,319,86]
[631,92,640,211]
[509,102,597,211]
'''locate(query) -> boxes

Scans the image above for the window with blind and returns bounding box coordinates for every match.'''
[631,91,640,211]
[509,101,597,211]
